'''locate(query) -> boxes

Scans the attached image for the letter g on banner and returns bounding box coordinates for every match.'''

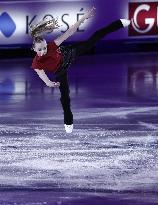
[132,4,154,33]
[129,2,157,36]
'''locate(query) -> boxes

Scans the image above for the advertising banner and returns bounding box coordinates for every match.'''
[0,0,158,45]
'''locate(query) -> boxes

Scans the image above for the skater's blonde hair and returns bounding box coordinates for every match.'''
[29,17,59,48]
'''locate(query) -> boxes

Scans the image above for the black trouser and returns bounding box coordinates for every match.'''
[73,19,124,56]
[55,73,73,125]
[55,20,124,125]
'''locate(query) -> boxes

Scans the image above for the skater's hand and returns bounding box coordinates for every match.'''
[83,7,96,20]
[46,81,60,87]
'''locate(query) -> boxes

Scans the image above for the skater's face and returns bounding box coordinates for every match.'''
[34,39,47,56]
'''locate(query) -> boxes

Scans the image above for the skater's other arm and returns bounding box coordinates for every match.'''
[34,69,60,87]
[54,7,95,46]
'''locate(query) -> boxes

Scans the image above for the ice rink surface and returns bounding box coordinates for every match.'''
[0,53,158,204]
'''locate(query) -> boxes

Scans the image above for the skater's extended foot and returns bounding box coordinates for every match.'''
[120,19,131,27]
[64,124,73,133]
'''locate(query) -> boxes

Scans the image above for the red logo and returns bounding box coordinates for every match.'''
[129,2,158,36]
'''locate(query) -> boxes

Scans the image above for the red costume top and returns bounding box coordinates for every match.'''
[32,41,63,72]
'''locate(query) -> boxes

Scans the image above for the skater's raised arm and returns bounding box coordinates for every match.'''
[34,69,60,87]
[54,7,96,46]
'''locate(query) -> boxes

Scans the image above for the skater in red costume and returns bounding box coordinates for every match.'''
[30,7,130,133]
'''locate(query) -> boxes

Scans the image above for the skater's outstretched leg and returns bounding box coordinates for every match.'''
[74,19,130,56]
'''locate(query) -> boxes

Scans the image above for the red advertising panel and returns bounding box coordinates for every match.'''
[129,2,158,36]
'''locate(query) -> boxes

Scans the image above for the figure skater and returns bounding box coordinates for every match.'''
[30,7,130,133]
